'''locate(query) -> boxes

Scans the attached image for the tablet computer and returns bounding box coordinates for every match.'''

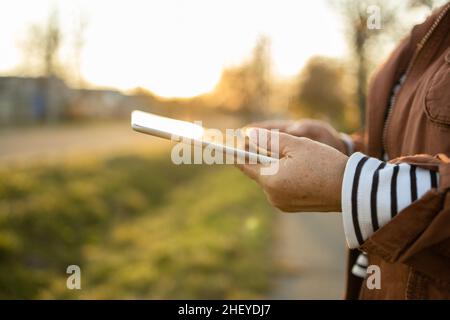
[131,110,277,164]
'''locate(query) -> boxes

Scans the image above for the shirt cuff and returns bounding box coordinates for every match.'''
[341,152,439,249]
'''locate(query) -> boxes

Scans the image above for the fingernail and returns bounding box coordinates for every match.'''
[245,127,258,137]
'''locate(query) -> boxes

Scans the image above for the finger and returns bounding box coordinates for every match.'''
[245,127,292,158]
[234,132,261,157]
[286,126,316,139]
[286,122,318,139]
[235,162,262,181]
[244,120,293,131]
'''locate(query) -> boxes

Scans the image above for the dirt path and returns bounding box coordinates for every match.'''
[0,121,167,165]
[269,212,346,299]
[0,116,241,165]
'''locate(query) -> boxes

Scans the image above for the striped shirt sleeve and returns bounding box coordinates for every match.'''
[341,152,440,249]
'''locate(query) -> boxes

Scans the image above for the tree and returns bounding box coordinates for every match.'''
[18,7,65,122]
[247,36,272,119]
[211,36,272,121]
[43,9,61,77]
[71,9,89,88]
[289,56,356,130]
[21,7,62,77]
[332,0,443,127]
[332,0,400,127]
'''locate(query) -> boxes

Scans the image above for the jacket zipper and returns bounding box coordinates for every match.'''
[381,3,450,159]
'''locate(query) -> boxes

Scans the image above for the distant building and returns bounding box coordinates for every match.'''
[68,88,148,119]
[0,76,152,126]
[0,76,70,125]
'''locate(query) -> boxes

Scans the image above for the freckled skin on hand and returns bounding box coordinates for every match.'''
[237,123,348,213]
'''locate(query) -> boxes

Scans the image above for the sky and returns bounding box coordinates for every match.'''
[0,0,402,98]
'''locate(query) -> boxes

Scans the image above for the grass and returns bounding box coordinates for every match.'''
[0,150,274,299]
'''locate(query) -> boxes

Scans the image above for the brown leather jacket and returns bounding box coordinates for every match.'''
[345,2,450,299]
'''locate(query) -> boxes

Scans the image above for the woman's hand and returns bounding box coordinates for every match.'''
[246,119,348,154]
[237,128,348,212]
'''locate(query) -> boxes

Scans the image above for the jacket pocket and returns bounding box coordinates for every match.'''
[424,51,450,128]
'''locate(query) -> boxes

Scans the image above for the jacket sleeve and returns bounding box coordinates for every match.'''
[341,152,450,281]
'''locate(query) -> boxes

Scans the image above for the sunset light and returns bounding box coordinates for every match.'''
[0,0,346,98]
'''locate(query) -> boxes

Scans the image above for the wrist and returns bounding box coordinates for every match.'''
[329,153,348,211]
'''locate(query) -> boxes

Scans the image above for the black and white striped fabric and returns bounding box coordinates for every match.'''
[345,74,415,278]
[341,152,439,249]
[351,252,369,278]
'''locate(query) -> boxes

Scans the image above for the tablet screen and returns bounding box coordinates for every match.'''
[131,110,204,141]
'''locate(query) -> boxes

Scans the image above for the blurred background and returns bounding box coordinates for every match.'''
[0,0,445,299]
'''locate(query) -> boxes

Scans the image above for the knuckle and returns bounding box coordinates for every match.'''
[296,136,310,145]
